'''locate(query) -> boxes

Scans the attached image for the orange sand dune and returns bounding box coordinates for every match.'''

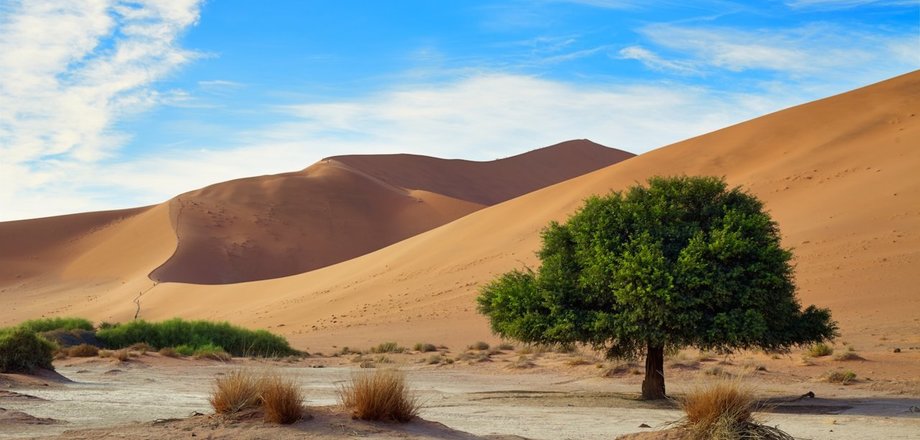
[1,72,918,361]
[149,139,632,284]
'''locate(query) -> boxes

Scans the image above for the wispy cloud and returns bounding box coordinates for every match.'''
[786,0,920,10]
[625,23,918,83]
[0,0,203,219]
[2,72,797,221]
[618,46,697,73]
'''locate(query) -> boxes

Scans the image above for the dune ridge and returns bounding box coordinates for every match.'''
[0,72,917,358]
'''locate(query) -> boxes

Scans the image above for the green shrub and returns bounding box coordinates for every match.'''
[807,342,833,357]
[826,370,857,384]
[175,344,196,356]
[0,327,57,373]
[370,342,404,353]
[18,317,94,333]
[95,318,295,357]
[193,343,231,361]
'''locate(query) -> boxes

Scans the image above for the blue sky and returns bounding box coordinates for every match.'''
[1,0,917,220]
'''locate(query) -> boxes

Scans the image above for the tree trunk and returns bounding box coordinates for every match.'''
[641,344,666,400]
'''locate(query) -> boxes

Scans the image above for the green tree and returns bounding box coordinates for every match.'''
[477,176,836,399]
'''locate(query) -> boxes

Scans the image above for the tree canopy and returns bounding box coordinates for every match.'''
[477,176,837,399]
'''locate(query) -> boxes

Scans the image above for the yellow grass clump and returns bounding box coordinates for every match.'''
[680,380,793,440]
[67,344,99,357]
[338,369,419,422]
[260,374,304,424]
[210,370,262,415]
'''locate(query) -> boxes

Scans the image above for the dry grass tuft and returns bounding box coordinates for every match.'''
[338,369,419,422]
[210,370,262,415]
[158,347,181,358]
[67,344,99,357]
[113,348,130,362]
[260,375,304,424]
[825,370,857,384]
[806,342,833,357]
[679,381,794,440]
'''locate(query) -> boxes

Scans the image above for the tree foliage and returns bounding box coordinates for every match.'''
[477,176,836,398]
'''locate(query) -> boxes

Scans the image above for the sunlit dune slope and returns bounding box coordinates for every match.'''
[1,72,917,359]
[137,71,919,352]
[148,139,632,284]
[0,140,631,288]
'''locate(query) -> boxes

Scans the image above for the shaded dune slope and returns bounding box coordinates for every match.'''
[149,139,632,284]
[133,71,919,351]
[1,72,917,356]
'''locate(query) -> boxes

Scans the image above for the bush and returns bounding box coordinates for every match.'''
[370,342,404,353]
[807,343,833,357]
[681,381,755,440]
[413,343,437,353]
[18,317,93,333]
[95,318,296,357]
[826,370,857,384]
[158,347,181,358]
[68,344,99,357]
[338,369,419,422]
[260,375,304,424]
[469,341,490,351]
[113,348,130,362]
[40,329,102,348]
[211,370,262,414]
[194,344,231,361]
[0,327,57,373]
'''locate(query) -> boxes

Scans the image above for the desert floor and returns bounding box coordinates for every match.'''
[1,348,918,440]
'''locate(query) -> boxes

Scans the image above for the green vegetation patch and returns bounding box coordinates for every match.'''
[96,318,296,357]
[0,327,57,373]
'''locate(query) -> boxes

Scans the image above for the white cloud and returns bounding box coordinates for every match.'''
[628,23,919,83]
[618,45,697,73]
[0,0,202,219]
[786,0,919,9]
[1,73,803,221]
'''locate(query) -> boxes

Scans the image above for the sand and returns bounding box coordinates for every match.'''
[0,72,918,382]
[1,352,918,439]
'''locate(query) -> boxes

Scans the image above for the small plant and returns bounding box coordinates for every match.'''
[497,342,515,351]
[413,343,437,353]
[67,344,99,357]
[679,381,793,440]
[427,354,443,365]
[260,375,304,424]
[807,343,833,357]
[704,366,726,377]
[469,341,490,351]
[113,348,130,362]
[509,355,536,369]
[194,343,231,361]
[210,370,262,415]
[0,327,57,373]
[566,357,593,366]
[175,344,196,356]
[338,369,419,422]
[826,370,857,385]
[18,317,94,333]
[370,342,404,354]
[158,347,181,358]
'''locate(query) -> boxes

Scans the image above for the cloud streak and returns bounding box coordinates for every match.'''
[0,0,202,219]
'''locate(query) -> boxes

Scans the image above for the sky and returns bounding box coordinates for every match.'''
[0,0,917,221]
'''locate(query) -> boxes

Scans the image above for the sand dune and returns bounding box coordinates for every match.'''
[1,72,918,359]
[0,139,630,288]
[149,139,632,284]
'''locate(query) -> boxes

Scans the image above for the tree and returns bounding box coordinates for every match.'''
[477,176,836,399]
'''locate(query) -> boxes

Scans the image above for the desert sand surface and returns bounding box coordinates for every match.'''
[1,352,918,440]
[3,71,914,365]
[1,72,919,439]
